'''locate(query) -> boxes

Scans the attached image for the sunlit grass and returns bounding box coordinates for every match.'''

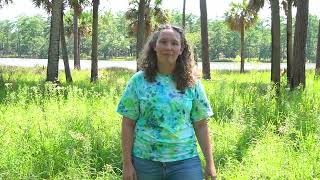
[0,66,319,179]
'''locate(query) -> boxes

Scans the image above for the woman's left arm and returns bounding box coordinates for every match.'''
[193,119,216,180]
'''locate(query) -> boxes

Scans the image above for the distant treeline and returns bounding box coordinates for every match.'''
[0,10,318,62]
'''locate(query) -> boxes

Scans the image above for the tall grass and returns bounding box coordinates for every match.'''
[0,66,319,179]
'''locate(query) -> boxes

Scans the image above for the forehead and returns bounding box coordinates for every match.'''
[158,28,181,41]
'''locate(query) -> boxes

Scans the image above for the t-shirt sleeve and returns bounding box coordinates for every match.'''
[116,75,140,121]
[190,80,213,122]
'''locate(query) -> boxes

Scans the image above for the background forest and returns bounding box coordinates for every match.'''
[0,10,319,63]
[0,0,320,179]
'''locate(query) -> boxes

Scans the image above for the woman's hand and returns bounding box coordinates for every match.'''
[121,117,137,180]
[123,163,137,180]
[204,162,216,180]
[193,120,217,180]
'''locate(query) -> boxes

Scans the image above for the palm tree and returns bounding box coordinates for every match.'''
[182,0,186,30]
[33,0,73,82]
[290,0,309,89]
[200,0,210,79]
[281,0,296,85]
[90,0,99,82]
[136,0,146,67]
[64,11,92,47]
[69,0,89,70]
[270,0,281,90]
[47,0,63,82]
[225,0,258,73]
[69,0,82,70]
[316,19,320,78]
[125,0,167,69]
[249,0,281,89]
[60,6,73,83]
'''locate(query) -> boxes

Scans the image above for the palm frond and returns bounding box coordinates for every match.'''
[225,1,258,32]
[0,0,12,8]
[32,0,52,14]
[248,0,265,13]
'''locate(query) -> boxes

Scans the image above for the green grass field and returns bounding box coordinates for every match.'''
[0,66,319,179]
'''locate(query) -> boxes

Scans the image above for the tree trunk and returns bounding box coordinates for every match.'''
[60,7,73,83]
[78,31,81,66]
[91,0,99,82]
[136,0,146,70]
[315,19,320,77]
[47,0,63,82]
[73,11,80,70]
[286,0,293,85]
[240,19,245,73]
[182,0,186,30]
[17,34,21,57]
[271,0,281,90]
[200,0,210,79]
[291,0,309,89]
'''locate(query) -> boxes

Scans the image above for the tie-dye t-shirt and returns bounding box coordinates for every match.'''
[117,71,213,162]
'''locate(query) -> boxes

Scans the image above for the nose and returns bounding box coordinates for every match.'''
[164,42,173,50]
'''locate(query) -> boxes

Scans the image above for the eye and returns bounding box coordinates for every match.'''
[159,40,167,44]
[172,41,180,46]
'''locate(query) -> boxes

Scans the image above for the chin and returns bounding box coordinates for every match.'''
[158,56,178,65]
[167,59,177,65]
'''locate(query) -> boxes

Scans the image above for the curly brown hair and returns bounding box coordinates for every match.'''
[139,24,195,91]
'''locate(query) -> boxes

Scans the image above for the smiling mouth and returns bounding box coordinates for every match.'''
[162,53,174,56]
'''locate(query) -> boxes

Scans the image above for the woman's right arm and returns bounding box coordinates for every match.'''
[121,116,137,180]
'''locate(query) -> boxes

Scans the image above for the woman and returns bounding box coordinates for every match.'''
[117,24,216,180]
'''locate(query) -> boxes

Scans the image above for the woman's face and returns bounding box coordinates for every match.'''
[154,28,183,66]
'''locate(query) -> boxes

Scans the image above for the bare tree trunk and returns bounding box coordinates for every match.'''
[286,0,293,85]
[73,11,80,70]
[271,0,281,91]
[200,0,210,79]
[78,31,81,66]
[60,7,73,83]
[240,20,245,73]
[291,0,309,89]
[315,19,320,77]
[91,0,99,82]
[136,0,146,71]
[47,0,63,82]
[17,34,21,57]
[182,0,186,30]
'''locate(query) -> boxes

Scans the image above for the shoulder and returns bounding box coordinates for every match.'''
[187,79,207,97]
[129,71,145,83]
[132,70,145,78]
[189,78,202,90]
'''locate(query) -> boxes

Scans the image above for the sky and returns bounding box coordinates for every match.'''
[0,0,319,21]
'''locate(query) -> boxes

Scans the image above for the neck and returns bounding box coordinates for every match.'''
[157,62,176,74]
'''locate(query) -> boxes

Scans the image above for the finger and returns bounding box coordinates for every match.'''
[123,174,128,180]
[210,175,217,180]
[205,173,209,180]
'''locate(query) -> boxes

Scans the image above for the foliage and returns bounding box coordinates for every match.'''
[225,0,258,32]
[0,11,319,62]
[0,67,319,178]
[306,15,319,62]
[125,0,168,39]
[0,16,49,58]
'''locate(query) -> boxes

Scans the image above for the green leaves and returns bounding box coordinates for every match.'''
[225,1,258,32]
